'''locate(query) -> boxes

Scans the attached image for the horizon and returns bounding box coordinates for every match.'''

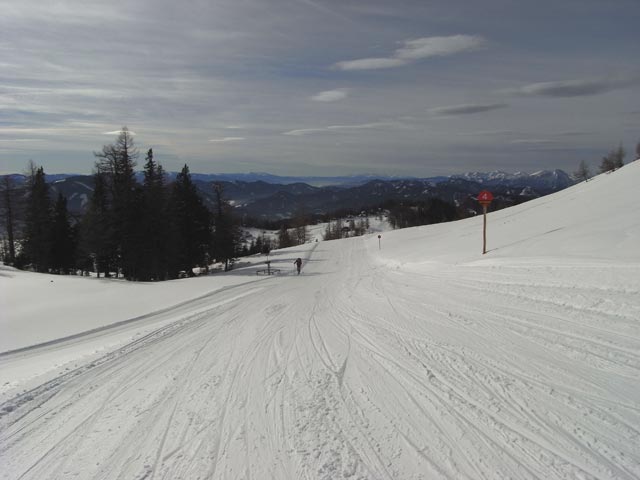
[2,166,574,181]
[1,0,639,176]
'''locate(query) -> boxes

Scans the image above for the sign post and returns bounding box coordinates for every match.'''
[477,190,494,254]
[378,234,382,250]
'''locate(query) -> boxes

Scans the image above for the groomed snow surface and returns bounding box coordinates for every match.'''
[1,162,639,479]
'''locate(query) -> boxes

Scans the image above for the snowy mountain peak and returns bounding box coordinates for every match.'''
[452,169,573,190]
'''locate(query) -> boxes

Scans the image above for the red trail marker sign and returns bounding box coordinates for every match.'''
[478,190,493,254]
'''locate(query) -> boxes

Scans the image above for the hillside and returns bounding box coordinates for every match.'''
[1,162,638,479]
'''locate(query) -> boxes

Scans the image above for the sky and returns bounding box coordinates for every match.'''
[1,0,639,177]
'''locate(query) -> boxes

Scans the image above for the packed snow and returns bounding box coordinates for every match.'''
[1,162,639,479]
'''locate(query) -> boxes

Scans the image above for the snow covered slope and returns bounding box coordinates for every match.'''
[1,162,639,479]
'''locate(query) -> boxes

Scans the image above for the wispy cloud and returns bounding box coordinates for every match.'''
[395,36,486,60]
[333,35,485,71]
[429,103,507,116]
[311,88,349,102]
[333,58,407,71]
[282,128,328,136]
[509,76,640,97]
[509,139,555,145]
[283,122,393,136]
[457,130,516,137]
[104,129,137,135]
[208,137,245,143]
[552,131,591,137]
[0,138,45,143]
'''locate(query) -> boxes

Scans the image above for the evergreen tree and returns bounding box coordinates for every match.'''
[140,148,168,280]
[293,206,309,245]
[332,218,344,239]
[80,169,115,277]
[324,219,343,241]
[0,176,19,265]
[211,183,238,271]
[22,166,51,272]
[277,224,294,248]
[168,165,211,277]
[388,199,457,229]
[260,233,272,254]
[93,127,142,279]
[324,222,332,241]
[49,193,76,274]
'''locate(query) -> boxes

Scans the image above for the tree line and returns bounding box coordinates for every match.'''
[1,128,242,280]
[574,142,638,182]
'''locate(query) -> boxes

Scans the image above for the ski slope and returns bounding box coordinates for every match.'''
[1,162,639,479]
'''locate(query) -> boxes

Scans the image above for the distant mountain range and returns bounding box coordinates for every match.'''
[3,169,575,220]
[451,169,575,191]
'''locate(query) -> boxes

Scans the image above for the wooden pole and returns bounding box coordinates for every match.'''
[482,204,488,254]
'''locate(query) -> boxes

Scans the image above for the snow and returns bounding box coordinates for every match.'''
[1,162,639,479]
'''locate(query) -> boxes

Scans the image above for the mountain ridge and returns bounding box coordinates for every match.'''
[2,169,576,220]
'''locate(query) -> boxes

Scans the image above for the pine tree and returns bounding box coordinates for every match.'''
[49,193,76,274]
[293,206,309,245]
[324,222,332,241]
[80,169,115,277]
[211,182,238,271]
[93,127,142,279]
[277,224,293,248]
[261,233,272,254]
[0,176,19,265]
[333,218,344,239]
[22,166,51,272]
[168,165,211,277]
[140,148,168,280]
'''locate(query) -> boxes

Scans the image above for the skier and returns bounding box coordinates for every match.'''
[294,257,302,275]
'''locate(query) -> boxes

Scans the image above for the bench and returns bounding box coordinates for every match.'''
[256,261,280,275]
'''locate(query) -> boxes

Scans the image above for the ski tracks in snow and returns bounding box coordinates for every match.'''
[1,237,640,479]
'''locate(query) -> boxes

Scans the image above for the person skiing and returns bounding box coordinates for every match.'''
[294,257,302,275]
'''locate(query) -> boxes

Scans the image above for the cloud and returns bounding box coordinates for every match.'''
[283,122,393,136]
[509,139,555,145]
[311,88,349,102]
[333,35,485,71]
[429,103,508,116]
[509,76,640,97]
[333,58,407,71]
[457,130,516,137]
[283,128,329,136]
[0,138,44,143]
[395,35,486,60]
[552,131,591,137]
[104,129,137,135]
[208,136,245,143]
